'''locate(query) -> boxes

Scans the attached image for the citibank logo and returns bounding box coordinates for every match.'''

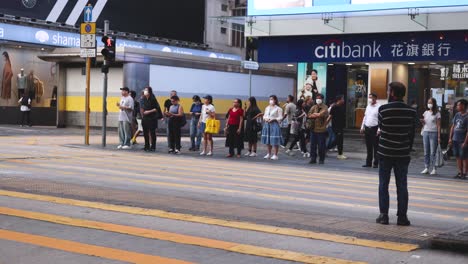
[35,30,49,43]
[314,40,382,59]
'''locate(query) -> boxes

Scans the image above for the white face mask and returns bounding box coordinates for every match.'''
[269,100,275,106]
[143,90,149,96]
[316,99,322,105]
[427,104,433,109]
[368,99,374,104]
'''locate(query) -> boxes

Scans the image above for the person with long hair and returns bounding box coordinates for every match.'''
[140,86,162,152]
[244,96,263,157]
[261,95,284,160]
[165,95,184,154]
[225,98,244,158]
[286,99,307,156]
[189,95,202,151]
[1,51,13,100]
[420,97,441,175]
[199,95,216,156]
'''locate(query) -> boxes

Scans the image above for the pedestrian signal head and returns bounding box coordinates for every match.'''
[101,36,116,63]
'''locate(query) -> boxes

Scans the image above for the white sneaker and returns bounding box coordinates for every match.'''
[280,145,286,149]
[270,155,279,160]
[175,150,181,155]
[122,145,132,150]
[249,152,257,157]
[430,168,437,175]
[244,152,251,156]
[200,151,206,156]
[337,155,347,160]
[117,145,123,149]
[306,152,311,158]
[285,149,291,154]
[206,151,213,156]
[264,153,271,159]
[303,153,307,158]
[421,168,429,174]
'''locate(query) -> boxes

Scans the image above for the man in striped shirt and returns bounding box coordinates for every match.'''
[376,82,416,226]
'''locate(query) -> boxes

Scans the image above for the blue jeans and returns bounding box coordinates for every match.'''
[326,126,336,150]
[379,157,410,216]
[118,121,132,146]
[190,118,202,149]
[311,132,327,162]
[423,131,438,169]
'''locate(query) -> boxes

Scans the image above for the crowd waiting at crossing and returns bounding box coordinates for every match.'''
[115,84,467,180]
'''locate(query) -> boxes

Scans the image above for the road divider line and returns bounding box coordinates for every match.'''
[0,228,193,264]
[0,190,419,252]
[0,206,366,264]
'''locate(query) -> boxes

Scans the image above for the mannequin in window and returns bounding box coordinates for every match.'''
[17,68,27,100]
[1,51,13,100]
[305,69,321,101]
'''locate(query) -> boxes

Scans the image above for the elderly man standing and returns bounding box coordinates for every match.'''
[376,82,416,226]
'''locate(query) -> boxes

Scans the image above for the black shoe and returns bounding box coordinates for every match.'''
[397,216,411,226]
[319,160,324,164]
[309,160,316,164]
[373,164,379,169]
[362,164,371,168]
[143,147,149,152]
[461,174,467,180]
[150,148,156,152]
[376,214,389,225]
[454,173,462,179]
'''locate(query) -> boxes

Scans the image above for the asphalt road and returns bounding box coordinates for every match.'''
[0,125,467,264]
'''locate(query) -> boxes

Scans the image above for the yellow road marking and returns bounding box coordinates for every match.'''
[0,206,366,264]
[0,190,418,252]
[0,229,192,264]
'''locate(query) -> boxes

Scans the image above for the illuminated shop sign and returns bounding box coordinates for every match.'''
[248,0,468,16]
[258,31,468,63]
[0,23,240,61]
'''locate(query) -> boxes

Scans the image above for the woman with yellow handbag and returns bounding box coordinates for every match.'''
[198,95,216,156]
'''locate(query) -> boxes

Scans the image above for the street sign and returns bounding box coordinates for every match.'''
[80,48,96,58]
[80,23,96,34]
[84,5,93,22]
[242,60,259,70]
[80,35,96,48]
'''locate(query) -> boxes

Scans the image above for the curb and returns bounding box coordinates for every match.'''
[430,227,468,253]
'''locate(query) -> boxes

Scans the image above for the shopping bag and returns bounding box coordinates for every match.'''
[435,144,445,168]
[205,118,220,134]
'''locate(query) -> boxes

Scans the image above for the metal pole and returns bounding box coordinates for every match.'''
[249,69,252,98]
[102,20,109,147]
[85,57,91,145]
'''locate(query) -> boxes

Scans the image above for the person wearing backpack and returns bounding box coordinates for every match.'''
[165,95,185,154]
[18,93,32,127]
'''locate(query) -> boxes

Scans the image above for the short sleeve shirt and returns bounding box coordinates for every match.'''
[228,108,244,125]
[119,96,134,123]
[453,112,468,142]
[422,111,441,132]
[201,104,215,123]
[285,103,297,124]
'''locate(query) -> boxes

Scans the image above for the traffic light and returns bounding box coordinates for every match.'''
[101,36,116,63]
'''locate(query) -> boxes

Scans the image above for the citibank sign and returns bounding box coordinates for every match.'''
[314,40,382,59]
[258,31,468,63]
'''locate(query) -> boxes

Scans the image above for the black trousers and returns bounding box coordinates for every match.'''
[289,129,307,152]
[365,126,379,166]
[282,124,291,146]
[21,111,31,126]
[168,120,181,151]
[143,118,157,150]
[333,129,344,155]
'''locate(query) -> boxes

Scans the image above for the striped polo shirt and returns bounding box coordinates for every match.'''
[378,101,416,159]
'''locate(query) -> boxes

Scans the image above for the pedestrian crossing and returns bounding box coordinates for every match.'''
[0,133,468,263]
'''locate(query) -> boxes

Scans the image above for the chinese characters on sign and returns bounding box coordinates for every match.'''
[452,64,468,79]
[391,43,451,58]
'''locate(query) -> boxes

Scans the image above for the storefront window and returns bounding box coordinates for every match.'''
[346,65,368,128]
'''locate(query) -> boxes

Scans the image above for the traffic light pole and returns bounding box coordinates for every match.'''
[102,20,109,147]
[85,57,91,145]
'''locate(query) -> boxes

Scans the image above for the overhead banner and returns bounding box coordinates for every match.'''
[0,22,240,61]
[248,0,468,16]
[258,31,468,63]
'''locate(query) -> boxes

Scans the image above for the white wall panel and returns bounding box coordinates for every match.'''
[65,67,123,96]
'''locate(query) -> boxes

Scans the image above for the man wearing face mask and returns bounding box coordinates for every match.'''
[308,94,328,164]
[376,82,416,226]
[361,93,380,168]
